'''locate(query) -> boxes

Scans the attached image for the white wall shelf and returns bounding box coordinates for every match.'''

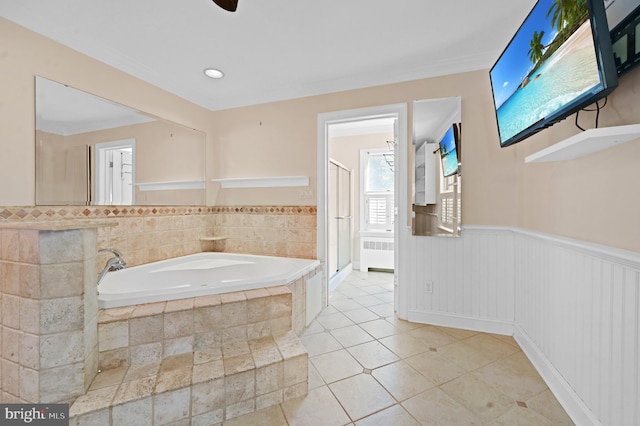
[414,140,437,205]
[200,236,228,241]
[525,124,640,163]
[211,176,309,188]
[135,180,205,191]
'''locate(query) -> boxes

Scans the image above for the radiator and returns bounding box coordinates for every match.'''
[359,232,394,271]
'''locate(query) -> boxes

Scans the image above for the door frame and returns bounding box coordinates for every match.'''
[317,103,408,318]
[95,138,136,205]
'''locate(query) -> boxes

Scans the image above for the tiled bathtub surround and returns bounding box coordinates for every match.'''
[95,262,322,369]
[71,332,307,425]
[0,207,319,420]
[96,286,297,369]
[289,270,321,336]
[71,286,309,424]
[0,205,317,267]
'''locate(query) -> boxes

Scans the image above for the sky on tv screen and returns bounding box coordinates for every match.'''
[491,0,559,108]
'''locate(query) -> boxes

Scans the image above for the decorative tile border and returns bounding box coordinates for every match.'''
[0,206,216,222]
[0,205,315,222]
[211,206,316,215]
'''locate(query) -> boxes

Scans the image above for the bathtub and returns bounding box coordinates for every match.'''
[97,252,320,309]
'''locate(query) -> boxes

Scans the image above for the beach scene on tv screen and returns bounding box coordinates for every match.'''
[491,0,602,144]
[440,127,458,177]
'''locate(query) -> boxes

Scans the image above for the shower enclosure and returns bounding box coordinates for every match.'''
[328,160,352,280]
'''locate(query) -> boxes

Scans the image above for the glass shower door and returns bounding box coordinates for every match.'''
[329,161,352,277]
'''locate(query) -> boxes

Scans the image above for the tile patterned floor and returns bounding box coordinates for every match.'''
[225,270,575,425]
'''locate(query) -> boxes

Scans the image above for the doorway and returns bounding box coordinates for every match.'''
[95,139,135,205]
[359,146,395,272]
[318,103,408,317]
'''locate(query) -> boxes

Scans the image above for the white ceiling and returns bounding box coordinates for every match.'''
[0,0,539,111]
[2,0,635,112]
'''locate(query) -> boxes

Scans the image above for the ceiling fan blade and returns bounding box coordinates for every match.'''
[213,0,238,12]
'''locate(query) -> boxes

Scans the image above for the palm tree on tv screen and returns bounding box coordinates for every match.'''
[528,30,546,64]
[547,0,588,33]
[527,0,589,68]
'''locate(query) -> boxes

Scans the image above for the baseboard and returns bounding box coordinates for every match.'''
[514,325,601,426]
[407,309,514,336]
[329,263,352,292]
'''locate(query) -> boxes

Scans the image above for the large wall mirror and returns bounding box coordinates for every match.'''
[412,97,462,237]
[35,76,206,206]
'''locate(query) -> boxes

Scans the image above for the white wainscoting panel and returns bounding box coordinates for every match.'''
[514,230,640,426]
[404,226,515,335]
[401,226,640,426]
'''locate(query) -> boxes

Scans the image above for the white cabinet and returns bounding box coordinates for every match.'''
[414,140,437,206]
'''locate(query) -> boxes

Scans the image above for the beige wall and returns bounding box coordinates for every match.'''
[3,17,640,252]
[512,72,640,251]
[209,70,519,226]
[208,68,640,252]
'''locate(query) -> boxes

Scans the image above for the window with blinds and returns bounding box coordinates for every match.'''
[367,194,393,228]
[363,150,394,231]
[439,176,461,233]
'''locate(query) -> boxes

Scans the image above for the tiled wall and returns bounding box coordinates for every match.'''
[0,227,99,403]
[96,214,215,268]
[0,205,318,268]
[0,206,215,269]
[211,206,317,259]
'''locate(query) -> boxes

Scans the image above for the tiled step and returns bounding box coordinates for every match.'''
[69,331,308,425]
[96,286,296,370]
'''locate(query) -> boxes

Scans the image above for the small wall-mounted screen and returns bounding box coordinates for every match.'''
[439,125,459,177]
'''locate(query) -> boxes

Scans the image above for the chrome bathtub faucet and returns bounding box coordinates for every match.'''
[97,248,126,285]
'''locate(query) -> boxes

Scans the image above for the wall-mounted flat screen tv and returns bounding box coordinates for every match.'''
[490,0,618,148]
[439,124,460,177]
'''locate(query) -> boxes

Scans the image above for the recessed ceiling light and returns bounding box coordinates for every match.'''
[204,68,224,79]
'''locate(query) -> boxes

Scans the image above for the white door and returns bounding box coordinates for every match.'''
[95,139,135,205]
